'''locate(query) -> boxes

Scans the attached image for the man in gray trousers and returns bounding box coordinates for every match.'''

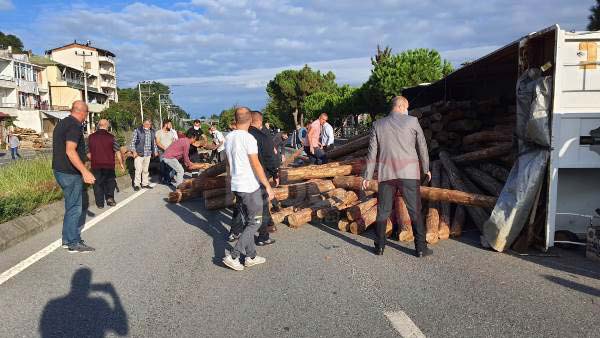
[222,107,275,271]
[362,96,432,257]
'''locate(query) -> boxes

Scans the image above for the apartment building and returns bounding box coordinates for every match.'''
[0,47,50,133]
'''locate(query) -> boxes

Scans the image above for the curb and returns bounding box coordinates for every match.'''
[0,174,134,253]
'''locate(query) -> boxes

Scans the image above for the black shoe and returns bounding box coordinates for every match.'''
[373,245,384,255]
[227,233,240,242]
[106,198,116,207]
[96,204,105,209]
[68,242,96,253]
[416,247,433,258]
[134,186,141,191]
[257,238,276,246]
[141,185,153,189]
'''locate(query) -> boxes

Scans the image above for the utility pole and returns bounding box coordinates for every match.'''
[158,93,169,129]
[138,82,144,123]
[75,50,93,134]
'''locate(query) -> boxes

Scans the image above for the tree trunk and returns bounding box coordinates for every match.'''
[452,143,513,164]
[281,161,364,183]
[462,131,513,145]
[287,190,357,228]
[205,194,235,210]
[450,205,465,237]
[346,198,377,221]
[395,195,414,242]
[425,161,441,244]
[283,147,304,167]
[338,217,351,231]
[479,162,510,182]
[202,187,228,199]
[439,151,491,231]
[438,169,451,240]
[271,206,296,224]
[333,175,497,208]
[325,135,370,160]
[463,167,504,196]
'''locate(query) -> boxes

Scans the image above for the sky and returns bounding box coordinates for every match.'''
[0,0,593,118]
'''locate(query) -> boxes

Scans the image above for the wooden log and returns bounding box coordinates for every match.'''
[349,205,377,234]
[203,187,228,199]
[325,134,370,160]
[395,195,414,242]
[333,175,497,208]
[441,109,478,124]
[271,206,296,224]
[281,160,363,183]
[346,198,378,221]
[178,175,227,191]
[338,218,351,232]
[430,122,444,133]
[205,194,235,210]
[439,151,491,231]
[438,169,451,240]
[446,119,482,132]
[425,161,441,244]
[463,131,513,146]
[478,162,510,182]
[273,179,335,201]
[450,205,466,237]
[201,161,226,178]
[283,147,304,167]
[463,167,504,196]
[287,190,357,227]
[451,143,513,164]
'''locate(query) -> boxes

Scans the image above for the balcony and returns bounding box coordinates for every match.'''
[101,80,116,88]
[98,56,115,64]
[0,102,17,108]
[16,79,38,94]
[0,75,16,88]
[99,68,115,77]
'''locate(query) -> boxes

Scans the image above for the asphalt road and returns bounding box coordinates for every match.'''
[0,182,599,337]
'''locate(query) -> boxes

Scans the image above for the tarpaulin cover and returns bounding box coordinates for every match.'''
[483,69,551,251]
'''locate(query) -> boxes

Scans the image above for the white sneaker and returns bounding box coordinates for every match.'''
[223,254,244,271]
[244,256,266,267]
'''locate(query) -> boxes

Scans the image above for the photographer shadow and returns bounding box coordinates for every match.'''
[39,268,128,338]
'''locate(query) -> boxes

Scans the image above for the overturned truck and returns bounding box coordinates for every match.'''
[403,25,600,251]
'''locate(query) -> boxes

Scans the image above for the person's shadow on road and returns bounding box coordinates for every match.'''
[39,268,128,338]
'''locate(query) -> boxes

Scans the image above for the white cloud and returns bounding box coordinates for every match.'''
[0,0,13,11]
[19,0,592,115]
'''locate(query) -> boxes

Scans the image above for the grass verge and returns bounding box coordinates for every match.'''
[0,156,128,224]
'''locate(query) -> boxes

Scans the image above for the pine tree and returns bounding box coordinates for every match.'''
[588,0,600,31]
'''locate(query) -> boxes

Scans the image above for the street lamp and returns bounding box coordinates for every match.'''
[75,50,93,133]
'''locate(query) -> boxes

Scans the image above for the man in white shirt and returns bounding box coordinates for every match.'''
[223,107,275,271]
[321,121,334,151]
[209,125,225,163]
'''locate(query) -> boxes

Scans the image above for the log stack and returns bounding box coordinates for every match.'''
[166,98,518,247]
[11,127,48,149]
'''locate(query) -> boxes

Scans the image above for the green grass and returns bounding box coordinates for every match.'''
[0,156,128,224]
[0,156,62,224]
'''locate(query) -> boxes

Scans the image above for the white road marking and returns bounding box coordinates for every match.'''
[385,311,426,338]
[0,186,151,286]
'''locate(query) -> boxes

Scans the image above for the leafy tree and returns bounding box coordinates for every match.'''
[589,0,600,30]
[101,82,189,131]
[360,47,453,117]
[265,65,337,129]
[218,106,236,130]
[303,85,357,123]
[0,32,24,52]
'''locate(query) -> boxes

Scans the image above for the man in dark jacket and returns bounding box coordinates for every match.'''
[228,110,278,246]
[129,120,158,191]
[88,119,125,208]
[186,119,204,163]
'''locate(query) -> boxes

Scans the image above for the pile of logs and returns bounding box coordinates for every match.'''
[167,98,517,246]
[11,127,48,149]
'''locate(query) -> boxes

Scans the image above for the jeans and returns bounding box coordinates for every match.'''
[231,189,263,259]
[54,171,83,246]
[92,168,116,206]
[10,147,21,160]
[163,158,185,187]
[159,154,175,183]
[306,147,326,165]
[133,156,151,187]
[376,179,426,251]
[257,186,273,242]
